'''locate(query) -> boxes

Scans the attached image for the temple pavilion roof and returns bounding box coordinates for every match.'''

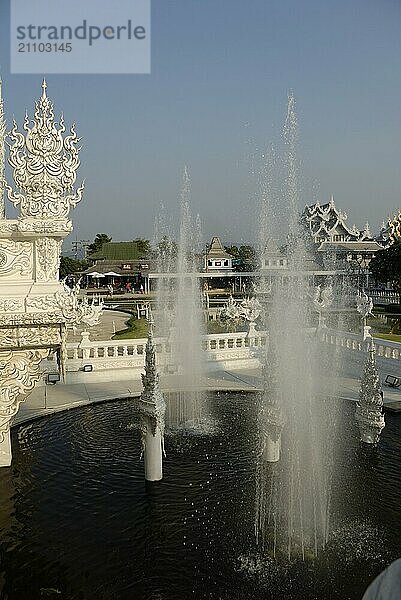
[303,196,364,242]
[89,242,148,261]
[207,237,233,259]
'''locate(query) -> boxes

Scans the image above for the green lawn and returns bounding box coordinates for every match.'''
[112,316,149,340]
[373,333,401,343]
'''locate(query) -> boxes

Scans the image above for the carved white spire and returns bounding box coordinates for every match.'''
[259,352,285,462]
[139,316,166,444]
[355,339,385,444]
[41,77,47,98]
[139,315,166,481]
[5,80,84,223]
[0,79,5,219]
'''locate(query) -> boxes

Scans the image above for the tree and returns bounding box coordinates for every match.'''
[154,236,178,259]
[370,241,401,292]
[132,238,151,256]
[59,256,88,279]
[225,244,257,272]
[87,233,112,256]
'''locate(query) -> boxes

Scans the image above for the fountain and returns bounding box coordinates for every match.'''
[154,167,209,433]
[0,83,399,600]
[255,93,337,559]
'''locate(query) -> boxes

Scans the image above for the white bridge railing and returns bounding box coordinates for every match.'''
[64,330,268,382]
[319,329,401,361]
[368,289,400,305]
[59,328,400,384]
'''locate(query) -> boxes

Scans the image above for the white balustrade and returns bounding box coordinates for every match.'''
[320,329,401,362]
[65,330,268,374]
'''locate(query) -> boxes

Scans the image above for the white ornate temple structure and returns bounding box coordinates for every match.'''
[302,197,384,276]
[0,80,100,466]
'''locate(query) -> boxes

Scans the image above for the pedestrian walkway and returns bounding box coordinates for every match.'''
[12,367,401,429]
[13,369,261,428]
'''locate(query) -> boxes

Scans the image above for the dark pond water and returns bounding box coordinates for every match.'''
[0,393,401,600]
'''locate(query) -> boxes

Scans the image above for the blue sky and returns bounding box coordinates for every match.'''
[1,0,401,249]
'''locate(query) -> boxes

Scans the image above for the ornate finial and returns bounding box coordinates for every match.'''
[355,339,385,444]
[386,211,401,244]
[41,77,47,98]
[363,221,372,239]
[313,283,334,311]
[240,296,262,323]
[356,290,374,340]
[5,79,84,222]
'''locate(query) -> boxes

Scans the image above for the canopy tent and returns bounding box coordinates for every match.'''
[103,271,122,277]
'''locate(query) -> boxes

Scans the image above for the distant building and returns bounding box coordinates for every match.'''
[302,197,383,273]
[84,241,153,292]
[259,240,288,271]
[205,237,234,272]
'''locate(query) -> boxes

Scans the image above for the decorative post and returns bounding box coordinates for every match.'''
[259,353,285,462]
[219,294,242,332]
[313,284,333,330]
[240,296,262,337]
[0,80,101,466]
[355,338,385,444]
[356,291,374,341]
[139,317,166,482]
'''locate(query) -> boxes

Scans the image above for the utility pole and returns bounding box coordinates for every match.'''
[71,239,91,259]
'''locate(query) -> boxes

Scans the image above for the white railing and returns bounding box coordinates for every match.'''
[368,289,400,304]
[65,330,268,378]
[61,327,400,386]
[319,329,401,361]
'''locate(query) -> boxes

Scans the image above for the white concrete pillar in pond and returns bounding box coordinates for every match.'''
[139,319,166,482]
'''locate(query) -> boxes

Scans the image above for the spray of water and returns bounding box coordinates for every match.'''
[154,168,209,432]
[255,93,340,560]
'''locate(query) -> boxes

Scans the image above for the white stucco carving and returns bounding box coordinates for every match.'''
[0,240,32,277]
[35,238,62,281]
[6,79,84,221]
[0,348,49,444]
[0,80,98,466]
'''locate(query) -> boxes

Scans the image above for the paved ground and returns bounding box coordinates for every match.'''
[14,369,260,426]
[13,359,401,429]
[67,310,131,342]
